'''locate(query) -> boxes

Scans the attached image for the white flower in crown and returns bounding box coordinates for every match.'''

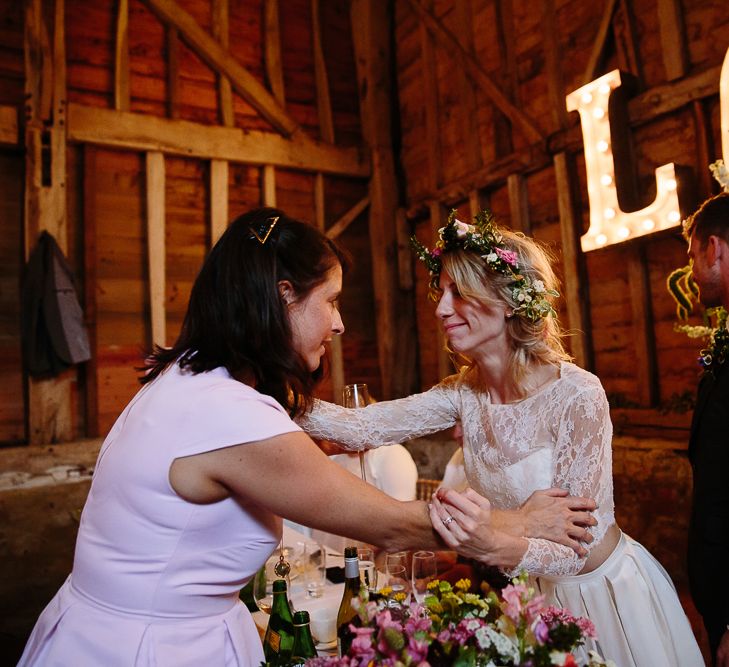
[533,280,546,294]
[709,160,729,192]
[454,219,474,238]
[485,252,498,263]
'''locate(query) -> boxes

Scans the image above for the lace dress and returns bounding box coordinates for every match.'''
[301,361,704,666]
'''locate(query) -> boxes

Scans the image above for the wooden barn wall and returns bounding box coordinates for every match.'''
[0,0,385,445]
[396,0,729,441]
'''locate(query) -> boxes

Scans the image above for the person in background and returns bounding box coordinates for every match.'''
[684,192,729,666]
[300,209,704,666]
[18,208,595,667]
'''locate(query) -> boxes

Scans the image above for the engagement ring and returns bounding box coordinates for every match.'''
[442,515,454,526]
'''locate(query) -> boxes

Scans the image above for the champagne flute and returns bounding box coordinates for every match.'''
[411,551,437,604]
[342,383,370,481]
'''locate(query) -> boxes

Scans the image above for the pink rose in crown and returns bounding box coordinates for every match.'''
[454,219,473,238]
[495,246,519,266]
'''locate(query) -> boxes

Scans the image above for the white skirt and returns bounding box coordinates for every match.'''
[533,532,705,667]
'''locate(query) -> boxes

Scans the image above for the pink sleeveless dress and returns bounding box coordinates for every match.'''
[19,363,300,666]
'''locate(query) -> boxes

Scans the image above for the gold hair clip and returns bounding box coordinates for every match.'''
[250,216,279,244]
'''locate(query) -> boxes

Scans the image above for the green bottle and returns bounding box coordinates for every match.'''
[263,579,295,665]
[291,610,317,664]
[336,546,361,657]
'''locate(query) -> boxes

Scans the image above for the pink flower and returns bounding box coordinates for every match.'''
[406,635,430,663]
[501,582,528,621]
[431,247,442,257]
[533,618,549,643]
[495,246,519,266]
[454,219,472,238]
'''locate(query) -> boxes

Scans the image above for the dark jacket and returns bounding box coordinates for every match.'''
[687,359,729,653]
[21,231,91,377]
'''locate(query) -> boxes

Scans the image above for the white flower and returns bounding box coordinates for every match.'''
[475,626,492,650]
[533,280,545,293]
[454,219,473,238]
[485,252,498,263]
[517,292,526,302]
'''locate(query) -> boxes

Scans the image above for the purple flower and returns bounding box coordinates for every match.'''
[406,635,430,663]
[534,619,549,644]
[495,246,519,267]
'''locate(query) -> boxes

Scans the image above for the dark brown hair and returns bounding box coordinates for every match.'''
[142,207,349,417]
[684,192,729,245]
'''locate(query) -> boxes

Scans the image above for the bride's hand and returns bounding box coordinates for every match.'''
[519,488,597,550]
[428,487,497,559]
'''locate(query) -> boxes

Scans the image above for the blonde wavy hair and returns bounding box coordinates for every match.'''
[438,229,570,393]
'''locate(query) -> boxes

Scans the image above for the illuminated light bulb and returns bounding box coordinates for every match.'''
[668,210,681,223]
[598,83,611,95]
[593,107,605,119]
[665,178,677,191]
[604,207,616,219]
[642,219,656,231]
[600,174,613,186]
[617,226,630,239]
[596,234,608,246]
[596,140,609,153]
[581,92,593,105]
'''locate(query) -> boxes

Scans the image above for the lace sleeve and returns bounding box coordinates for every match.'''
[297,379,460,450]
[507,381,616,577]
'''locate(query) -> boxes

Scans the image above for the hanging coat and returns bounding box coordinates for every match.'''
[21,230,91,377]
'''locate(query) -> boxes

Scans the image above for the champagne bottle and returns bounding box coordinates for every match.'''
[336,545,361,657]
[290,610,317,665]
[263,579,295,665]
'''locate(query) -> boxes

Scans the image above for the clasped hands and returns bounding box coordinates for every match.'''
[429,486,597,563]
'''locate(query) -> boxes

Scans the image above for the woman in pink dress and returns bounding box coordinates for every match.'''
[19,208,594,667]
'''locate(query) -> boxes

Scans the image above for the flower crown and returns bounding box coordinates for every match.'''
[410,209,559,322]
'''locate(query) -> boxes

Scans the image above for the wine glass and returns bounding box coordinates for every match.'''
[342,383,370,481]
[253,554,290,614]
[385,551,410,580]
[357,546,378,593]
[411,551,437,603]
[304,542,327,598]
[385,565,410,600]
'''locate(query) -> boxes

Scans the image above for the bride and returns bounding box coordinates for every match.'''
[300,210,704,667]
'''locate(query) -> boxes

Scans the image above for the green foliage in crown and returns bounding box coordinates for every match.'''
[410,209,559,322]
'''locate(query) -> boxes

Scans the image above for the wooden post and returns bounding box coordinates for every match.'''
[493,0,516,157]
[627,244,658,405]
[351,0,417,398]
[212,0,234,127]
[543,0,569,132]
[262,164,276,206]
[507,173,530,235]
[146,151,166,349]
[656,0,688,81]
[166,27,180,118]
[420,0,442,192]
[553,152,593,370]
[209,159,228,246]
[24,0,73,444]
[114,0,130,112]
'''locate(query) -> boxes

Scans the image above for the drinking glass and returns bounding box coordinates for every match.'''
[342,383,370,481]
[253,554,290,614]
[304,542,327,598]
[385,551,410,579]
[411,550,437,603]
[357,546,378,593]
[385,564,410,599]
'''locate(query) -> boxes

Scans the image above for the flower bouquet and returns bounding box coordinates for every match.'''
[306,575,614,667]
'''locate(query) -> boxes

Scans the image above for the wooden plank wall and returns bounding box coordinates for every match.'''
[396,0,729,440]
[0,0,392,443]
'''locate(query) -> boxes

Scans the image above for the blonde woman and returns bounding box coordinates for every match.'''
[300,210,703,667]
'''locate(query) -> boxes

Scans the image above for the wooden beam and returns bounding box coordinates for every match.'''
[146,151,166,348]
[468,189,488,219]
[140,0,300,136]
[553,152,592,370]
[212,0,233,127]
[656,0,688,81]
[114,0,130,112]
[325,195,369,240]
[405,0,545,144]
[166,26,180,119]
[0,105,18,145]
[351,0,417,398]
[692,99,713,199]
[583,0,618,85]
[543,0,569,130]
[453,0,482,172]
[209,159,228,246]
[83,145,99,437]
[24,0,72,444]
[627,244,658,406]
[312,0,334,143]
[67,103,370,177]
[262,164,276,206]
[419,0,442,191]
[614,0,643,85]
[507,173,530,235]
[493,0,516,157]
[264,0,286,104]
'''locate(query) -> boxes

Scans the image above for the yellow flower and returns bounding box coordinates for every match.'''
[455,578,471,592]
[379,586,393,596]
[392,592,407,603]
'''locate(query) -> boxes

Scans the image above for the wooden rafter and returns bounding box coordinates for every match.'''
[325,196,370,240]
[166,26,180,118]
[419,0,442,191]
[66,103,369,177]
[656,0,688,81]
[140,0,300,137]
[114,0,130,111]
[212,0,234,126]
[264,0,285,104]
[405,0,545,145]
[583,0,618,85]
[312,0,334,143]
